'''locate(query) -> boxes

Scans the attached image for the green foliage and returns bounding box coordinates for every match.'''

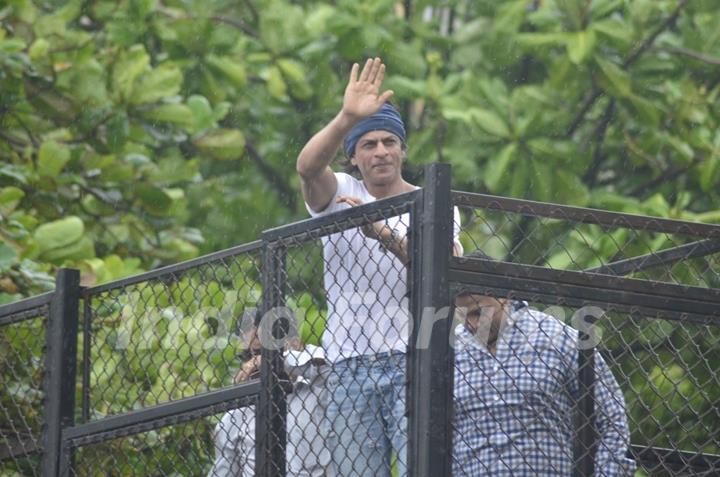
[1,0,719,474]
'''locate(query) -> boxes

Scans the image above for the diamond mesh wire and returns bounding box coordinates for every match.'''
[262,200,415,477]
[3,189,718,477]
[452,197,720,476]
[450,292,720,476]
[66,395,256,477]
[0,308,48,477]
[457,206,720,289]
[81,248,263,420]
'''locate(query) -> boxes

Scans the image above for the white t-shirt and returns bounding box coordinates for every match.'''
[306,172,463,363]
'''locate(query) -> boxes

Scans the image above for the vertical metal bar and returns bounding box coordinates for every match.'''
[81,297,91,424]
[574,316,597,477]
[256,242,287,477]
[408,163,454,477]
[42,268,80,477]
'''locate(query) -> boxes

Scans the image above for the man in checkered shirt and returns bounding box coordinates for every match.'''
[452,284,636,476]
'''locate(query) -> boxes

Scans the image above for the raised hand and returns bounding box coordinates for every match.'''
[342,57,395,122]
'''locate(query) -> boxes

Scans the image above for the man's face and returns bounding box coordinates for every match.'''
[351,130,405,187]
[455,293,507,340]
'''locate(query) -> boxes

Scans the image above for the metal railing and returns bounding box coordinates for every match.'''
[1,164,718,476]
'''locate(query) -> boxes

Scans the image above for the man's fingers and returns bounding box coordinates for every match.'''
[359,58,373,82]
[378,89,395,104]
[372,63,386,86]
[367,57,382,84]
[337,195,363,206]
[348,62,359,84]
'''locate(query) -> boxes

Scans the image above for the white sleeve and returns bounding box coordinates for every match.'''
[304,172,354,218]
[452,206,464,256]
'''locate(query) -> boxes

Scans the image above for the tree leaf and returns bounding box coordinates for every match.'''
[187,95,216,132]
[0,187,25,215]
[277,58,312,100]
[193,129,246,160]
[567,29,596,64]
[0,244,18,272]
[470,109,511,138]
[484,143,517,193]
[266,66,288,100]
[37,140,71,178]
[142,103,195,128]
[112,44,150,102]
[595,57,632,98]
[34,216,84,253]
[40,235,95,263]
[130,64,183,104]
[206,55,246,89]
[134,183,173,216]
[628,94,661,128]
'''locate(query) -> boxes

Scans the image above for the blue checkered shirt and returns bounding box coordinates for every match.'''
[452,306,636,476]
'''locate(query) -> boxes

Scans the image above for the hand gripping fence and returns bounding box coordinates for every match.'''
[1,164,719,476]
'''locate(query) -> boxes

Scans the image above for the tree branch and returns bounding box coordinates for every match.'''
[242,0,259,24]
[245,142,298,212]
[654,46,720,66]
[157,6,258,38]
[622,0,689,69]
[208,15,259,38]
[564,0,690,138]
[628,157,700,197]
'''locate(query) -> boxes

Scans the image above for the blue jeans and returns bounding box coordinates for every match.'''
[324,351,407,477]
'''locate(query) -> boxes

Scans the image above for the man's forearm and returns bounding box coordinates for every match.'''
[296,111,357,179]
[372,224,409,265]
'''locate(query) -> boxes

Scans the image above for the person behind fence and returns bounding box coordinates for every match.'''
[296,57,462,476]
[208,327,332,477]
[452,252,636,476]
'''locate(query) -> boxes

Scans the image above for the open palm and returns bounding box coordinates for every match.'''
[342,57,395,121]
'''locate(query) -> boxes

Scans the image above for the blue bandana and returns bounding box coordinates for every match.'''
[343,103,406,158]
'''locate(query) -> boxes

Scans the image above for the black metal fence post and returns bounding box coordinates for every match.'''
[408,163,454,477]
[574,314,597,477]
[256,242,287,477]
[41,268,80,477]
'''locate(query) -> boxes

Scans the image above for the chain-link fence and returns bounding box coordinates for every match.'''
[451,191,720,476]
[258,189,418,476]
[2,164,719,476]
[0,295,51,477]
[65,393,257,477]
[80,243,263,422]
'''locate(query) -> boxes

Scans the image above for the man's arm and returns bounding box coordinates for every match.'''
[296,58,394,213]
[592,352,636,476]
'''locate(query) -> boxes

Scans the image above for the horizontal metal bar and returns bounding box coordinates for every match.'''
[0,292,52,325]
[84,240,262,296]
[449,258,720,325]
[631,445,720,472]
[452,257,720,304]
[0,438,41,462]
[453,191,720,238]
[449,278,713,325]
[62,381,260,443]
[586,239,720,276]
[263,190,419,243]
